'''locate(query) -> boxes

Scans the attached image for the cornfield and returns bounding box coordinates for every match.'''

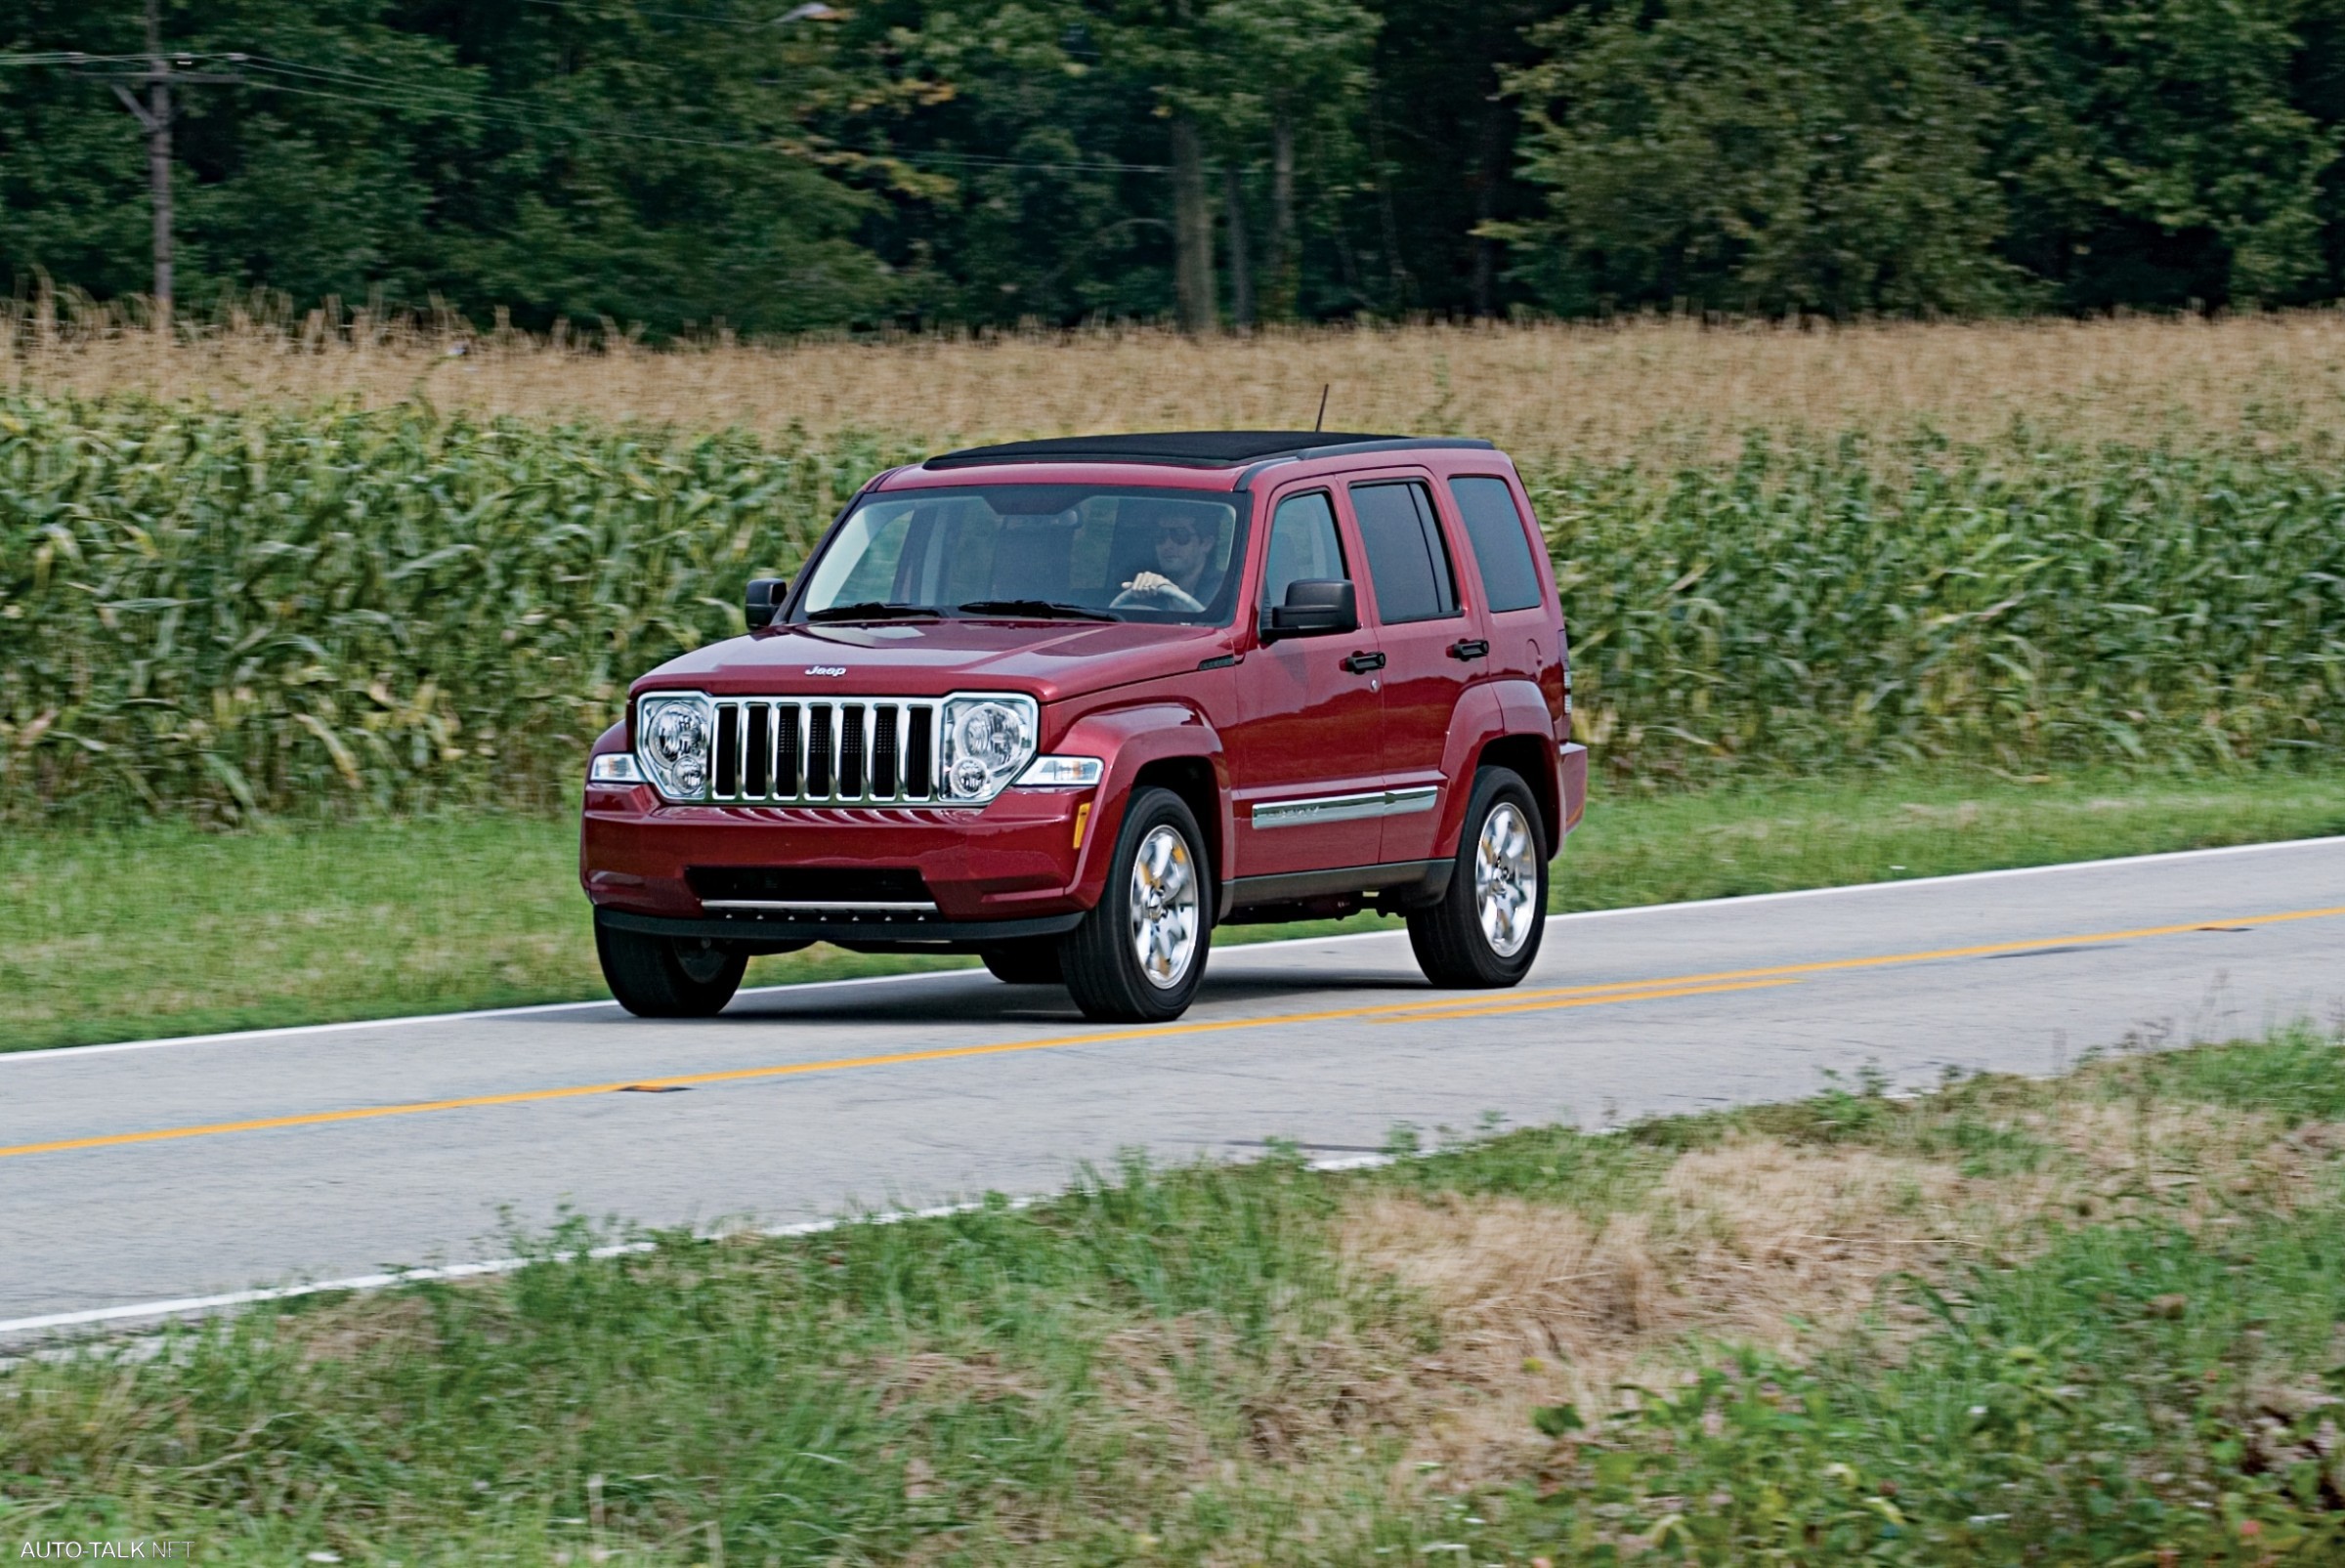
[4,395,2338,822]
[19,304,2345,463]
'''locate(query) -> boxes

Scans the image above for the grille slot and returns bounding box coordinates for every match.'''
[745,704,770,796]
[688,866,931,904]
[704,698,943,805]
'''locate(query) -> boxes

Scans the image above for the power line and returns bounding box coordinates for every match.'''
[1,47,1174,176]
[0,52,165,67]
[516,0,838,28]
[234,55,1172,172]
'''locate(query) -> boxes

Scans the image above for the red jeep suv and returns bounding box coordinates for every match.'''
[581,431,1589,1023]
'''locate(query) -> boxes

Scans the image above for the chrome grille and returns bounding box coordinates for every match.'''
[706,698,941,804]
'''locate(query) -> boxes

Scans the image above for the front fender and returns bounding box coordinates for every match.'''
[1051,700,1228,912]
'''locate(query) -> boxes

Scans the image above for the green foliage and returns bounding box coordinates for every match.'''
[12,0,2345,324]
[1505,0,2017,316]
[2112,1026,2345,1126]
[5,397,2340,821]
[0,0,897,334]
[1969,0,2340,310]
[1506,0,2345,317]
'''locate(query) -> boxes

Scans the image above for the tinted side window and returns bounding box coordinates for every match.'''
[1261,491,1346,609]
[1450,476,1545,614]
[1349,481,1457,624]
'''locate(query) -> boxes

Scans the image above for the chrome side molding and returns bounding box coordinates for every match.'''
[1251,784,1437,829]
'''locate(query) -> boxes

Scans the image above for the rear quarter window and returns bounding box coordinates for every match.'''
[1449,476,1546,614]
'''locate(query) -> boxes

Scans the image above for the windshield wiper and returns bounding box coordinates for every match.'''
[804,602,949,622]
[957,599,1122,623]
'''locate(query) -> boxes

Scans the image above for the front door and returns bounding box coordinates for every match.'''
[1222,487,1386,877]
[1343,475,1474,865]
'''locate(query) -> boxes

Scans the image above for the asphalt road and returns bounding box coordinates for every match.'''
[5,837,2341,1338]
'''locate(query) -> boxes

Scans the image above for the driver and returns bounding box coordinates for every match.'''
[1112,501,1222,613]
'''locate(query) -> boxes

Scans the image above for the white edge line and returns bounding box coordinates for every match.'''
[9,830,2342,1067]
[0,1155,1394,1348]
[0,962,986,1064]
[1531,830,2345,925]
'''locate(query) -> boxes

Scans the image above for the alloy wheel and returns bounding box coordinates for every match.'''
[1473,801,1538,957]
[1128,824,1201,990]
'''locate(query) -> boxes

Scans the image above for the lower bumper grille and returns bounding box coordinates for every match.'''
[708,698,938,804]
[687,866,930,905]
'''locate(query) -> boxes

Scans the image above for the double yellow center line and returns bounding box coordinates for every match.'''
[4,903,2337,1164]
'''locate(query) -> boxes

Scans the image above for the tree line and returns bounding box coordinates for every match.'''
[5,0,2345,335]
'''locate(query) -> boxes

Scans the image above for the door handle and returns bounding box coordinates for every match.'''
[1341,650,1386,675]
[1447,638,1489,661]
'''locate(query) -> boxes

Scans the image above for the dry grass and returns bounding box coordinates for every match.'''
[1337,1089,2339,1485]
[15,303,2345,460]
[1343,1142,1999,1481]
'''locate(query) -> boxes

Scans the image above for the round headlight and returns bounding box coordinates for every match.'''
[650,703,706,764]
[938,693,1041,802]
[954,701,1029,769]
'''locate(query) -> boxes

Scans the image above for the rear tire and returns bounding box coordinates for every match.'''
[980,939,1064,987]
[1060,786,1212,1022]
[595,914,747,1018]
[1408,768,1548,989]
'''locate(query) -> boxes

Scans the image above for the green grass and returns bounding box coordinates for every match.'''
[5,766,2339,1052]
[9,1028,2345,1563]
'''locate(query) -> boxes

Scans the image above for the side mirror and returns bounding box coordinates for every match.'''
[1263,578,1357,639]
[746,577,788,631]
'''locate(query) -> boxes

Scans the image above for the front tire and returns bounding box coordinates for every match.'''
[1408,768,1548,989]
[1060,786,1212,1022]
[595,914,747,1018]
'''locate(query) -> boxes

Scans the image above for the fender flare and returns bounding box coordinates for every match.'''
[1052,701,1230,913]
[1431,678,1555,856]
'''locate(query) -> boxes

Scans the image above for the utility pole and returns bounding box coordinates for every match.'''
[97,3,240,326]
[141,0,171,318]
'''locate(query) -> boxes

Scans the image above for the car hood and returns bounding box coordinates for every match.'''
[633,618,1230,704]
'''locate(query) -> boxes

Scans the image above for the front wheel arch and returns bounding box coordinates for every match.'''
[1130,754,1223,908]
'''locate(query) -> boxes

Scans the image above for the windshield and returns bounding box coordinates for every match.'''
[793,485,1247,626]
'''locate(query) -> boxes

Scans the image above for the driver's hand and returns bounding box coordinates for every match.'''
[1112,571,1204,613]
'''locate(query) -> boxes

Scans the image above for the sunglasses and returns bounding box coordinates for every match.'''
[1156,526,1203,544]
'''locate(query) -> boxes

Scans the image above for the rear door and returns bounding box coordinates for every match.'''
[1222,486,1386,877]
[1448,470,1557,713]
[1342,474,1476,865]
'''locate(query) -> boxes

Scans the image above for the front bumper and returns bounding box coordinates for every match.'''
[580,781,1096,940]
[597,906,1085,952]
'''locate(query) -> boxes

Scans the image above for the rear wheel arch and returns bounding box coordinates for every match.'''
[1472,733,1560,857]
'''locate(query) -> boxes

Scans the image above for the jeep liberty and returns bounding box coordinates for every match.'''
[581,431,1590,1023]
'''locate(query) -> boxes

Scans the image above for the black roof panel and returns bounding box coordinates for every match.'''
[922,430,1495,471]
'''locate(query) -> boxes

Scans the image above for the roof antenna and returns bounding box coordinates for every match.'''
[1313,383,1329,433]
